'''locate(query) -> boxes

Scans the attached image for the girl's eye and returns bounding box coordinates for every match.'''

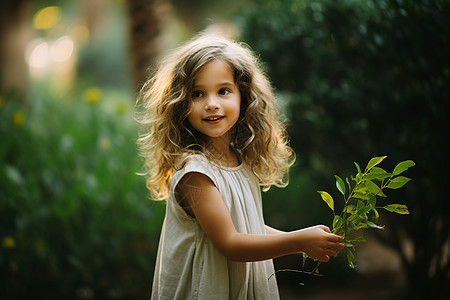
[218,88,230,96]
[192,91,203,98]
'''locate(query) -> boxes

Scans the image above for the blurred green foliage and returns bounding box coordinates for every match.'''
[0,85,164,299]
[237,0,450,298]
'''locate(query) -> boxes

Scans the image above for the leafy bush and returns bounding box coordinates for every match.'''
[0,85,163,299]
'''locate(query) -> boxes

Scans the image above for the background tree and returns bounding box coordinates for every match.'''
[236,0,450,298]
[0,0,31,97]
[127,0,168,89]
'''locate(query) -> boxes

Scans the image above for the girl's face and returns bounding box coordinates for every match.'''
[187,59,241,144]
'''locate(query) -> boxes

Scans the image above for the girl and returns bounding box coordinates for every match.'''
[137,33,344,299]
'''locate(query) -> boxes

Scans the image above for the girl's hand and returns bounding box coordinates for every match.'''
[295,225,345,262]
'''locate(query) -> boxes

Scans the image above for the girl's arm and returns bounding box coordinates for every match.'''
[177,172,344,262]
[265,225,285,235]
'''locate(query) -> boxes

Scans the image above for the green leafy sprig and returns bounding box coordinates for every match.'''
[314,156,415,270]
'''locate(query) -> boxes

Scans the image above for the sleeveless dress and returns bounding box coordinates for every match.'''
[151,155,280,299]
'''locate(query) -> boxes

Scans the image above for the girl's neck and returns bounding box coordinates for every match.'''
[207,136,240,168]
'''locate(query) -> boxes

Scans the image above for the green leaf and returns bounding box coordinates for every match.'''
[366,221,384,230]
[332,215,340,227]
[362,180,380,193]
[365,167,392,181]
[302,252,308,269]
[332,215,343,229]
[383,204,410,214]
[359,213,368,221]
[365,156,387,172]
[334,175,346,196]
[367,194,376,207]
[354,161,361,175]
[393,160,415,176]
[387,176,411,189]
[354,222,370,230]
[317,191,334,211]
[357,204,372,216]
[353,162,362,183]
[363,181,386,198]
[350,236,367,243]
[347,214,360,223]
[368,208,379,222]
[356,200,364,211]
[353,192,371,201]
[346,177,352,194]
[347,248,356,268]
[343,205,357,214]
[347,220,357,231]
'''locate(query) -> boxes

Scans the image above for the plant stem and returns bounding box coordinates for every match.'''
[312,262,322,274]
[268,268,323,281]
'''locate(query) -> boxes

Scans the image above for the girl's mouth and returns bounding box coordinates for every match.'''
[203,116,225,123]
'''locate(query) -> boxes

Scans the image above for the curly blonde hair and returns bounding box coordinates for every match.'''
[137,33,295,200]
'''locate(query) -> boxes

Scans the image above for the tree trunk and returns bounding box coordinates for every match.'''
[0,0,31,99]
[127,0,168,91]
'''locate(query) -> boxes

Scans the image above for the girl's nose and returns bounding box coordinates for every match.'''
[204,96,220,110]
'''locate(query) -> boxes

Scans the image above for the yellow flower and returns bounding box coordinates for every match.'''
[0,96,4,109]
[84,87,102,104]
[12,111,26,128]
[100,137,111,149]
[3,236,16,249]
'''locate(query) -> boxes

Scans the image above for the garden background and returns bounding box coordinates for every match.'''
[1,0,449,299]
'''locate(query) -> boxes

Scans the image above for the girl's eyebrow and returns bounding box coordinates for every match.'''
[194,81,236,88]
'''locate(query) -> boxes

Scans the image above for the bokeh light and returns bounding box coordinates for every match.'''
[33,6,62,30]
[50,36,74,62]
[26,39,50,68]
[26,35,75,74]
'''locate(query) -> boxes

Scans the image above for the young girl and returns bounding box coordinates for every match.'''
[137,33,344,299]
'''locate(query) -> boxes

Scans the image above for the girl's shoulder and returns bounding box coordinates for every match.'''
[171,153,219,191]
[174,153,210,171]
[173,153,220,181]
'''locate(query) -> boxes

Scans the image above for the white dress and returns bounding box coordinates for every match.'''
[151,155,280,299]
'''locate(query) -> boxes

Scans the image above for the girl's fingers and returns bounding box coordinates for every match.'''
[325,248,339,256]
[318,255,330,262]
[321,225,331,233]
[320,225,344,242]
[328,241,345,250]
[330,234,344,242]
